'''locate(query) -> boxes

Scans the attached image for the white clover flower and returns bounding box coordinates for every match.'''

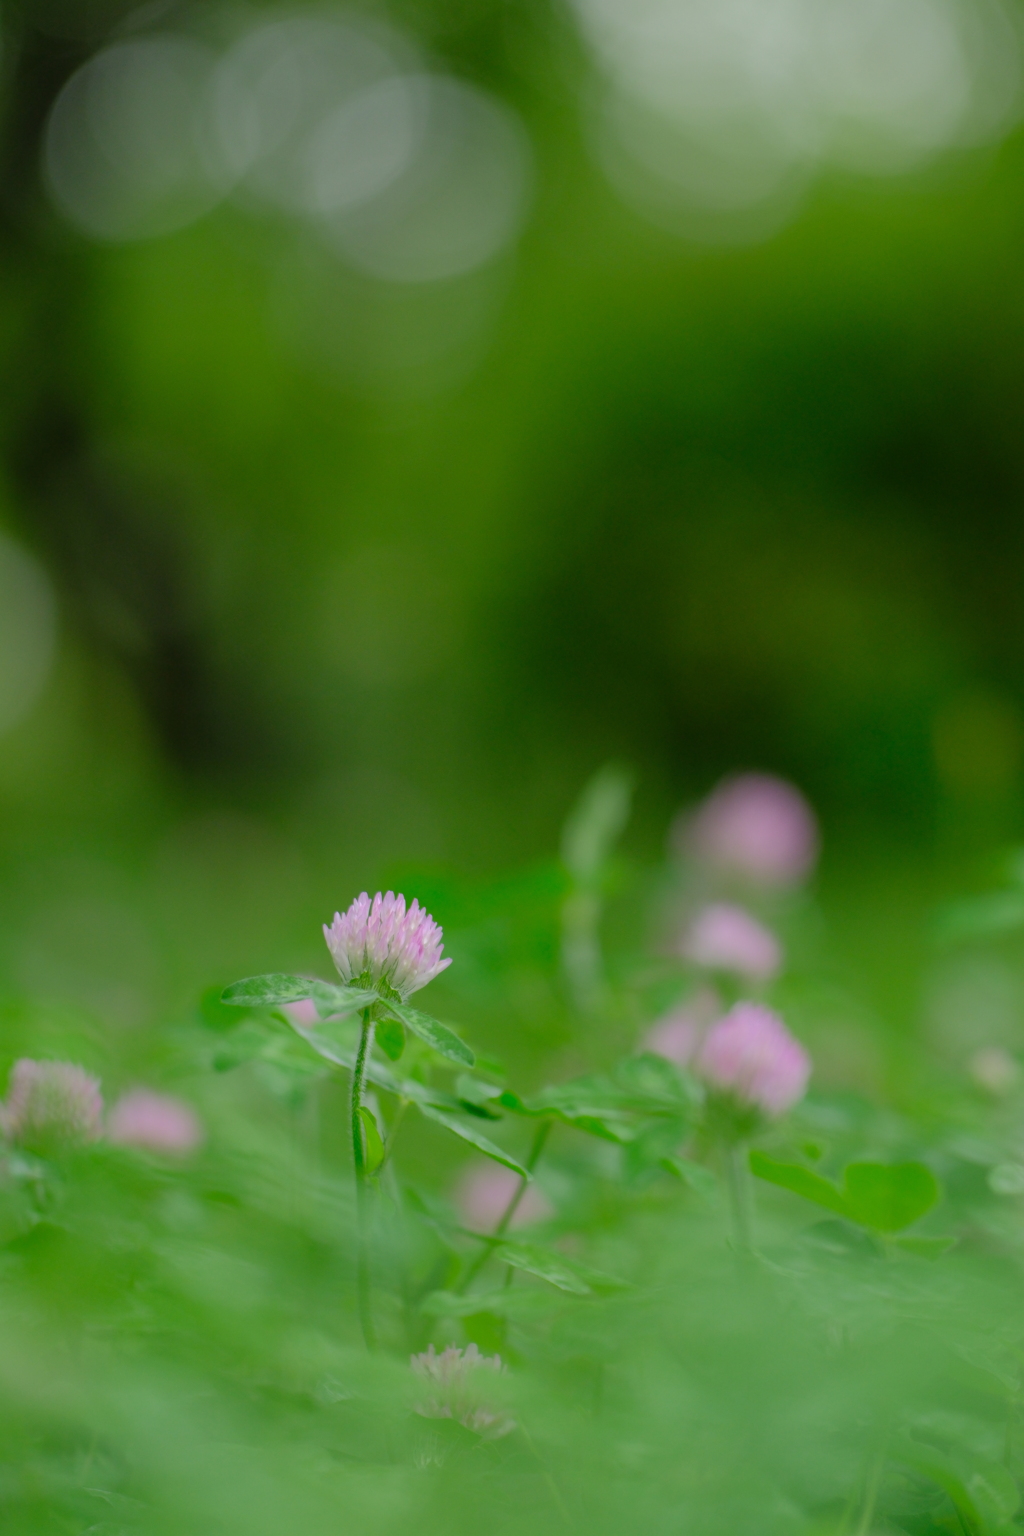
[323,891,451,1000]
[410,1343,514,1436]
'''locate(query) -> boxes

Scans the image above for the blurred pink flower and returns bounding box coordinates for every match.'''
[324,891,451,1000]
[1,1059,103,1150]
[696,1002,810,1116]
[680,903,782,980]
[644,987,722,1067]
[457,1162,553,1231]
[411,1343,514,1436]
[681,773,819,886]
[283,999,320,1026]
[969,1046,1019,1095]
[108,1089,203,1153]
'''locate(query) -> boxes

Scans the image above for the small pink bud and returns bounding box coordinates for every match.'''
[696,1002,810,1116]
[108,1089,203,1153]
[680,773,819,886]
[456,1162,553,1231]
[324,891,451,1000]
[680,903,781,980]
[644,987,722,1066]
[1,1059,103,1151]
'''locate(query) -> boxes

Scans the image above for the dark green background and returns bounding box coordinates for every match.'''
[2,0,1024,1041]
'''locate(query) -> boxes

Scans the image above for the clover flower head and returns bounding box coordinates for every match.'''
[411,1343,514,1436]
[1,1059,103,1151]
[696,1002,810,1117]
[681,902,781,981]
[324,891,451,1000]
[644,986,722,1067]
[108,1089,203,1153]
[680,773,819,886]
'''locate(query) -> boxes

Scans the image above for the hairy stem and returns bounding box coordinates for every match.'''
[459,1120,552,1293]
[351,1009,377,1350]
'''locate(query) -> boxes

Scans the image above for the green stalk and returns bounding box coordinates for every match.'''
[725,1142,753,1251]
[351,1008,377,1350]
[459,1119,552,1293]
[853,1445,885,1536]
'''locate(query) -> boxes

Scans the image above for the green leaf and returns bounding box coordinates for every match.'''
[964,1461,1020,1530]
[624,1118,689,1181]
[895,1441,1020,1535]
[357,1106,386,1175]
[308,981,380,1015]
[842,1161,940,1232]
[492,1241,592,1294]
[375,1016,405,1062]
[415,1102,529,1177]
[750,1154,941,1233]
[420,1288,568,1319]
[221,974,378,1013]
[749,1151,853,1218]
[383,1003,474,1067]
[221,974,319,1008]
[455,1075,505,1108]
[614,1052,693,1107]
[660,1155,718,1202]
[893,1235,957,1259]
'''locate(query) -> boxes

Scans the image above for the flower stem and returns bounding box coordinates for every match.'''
[459,1119,552,1293]
[726,1142,753,1251]
[351,1009,377,1350]
[853,1445,885,1536]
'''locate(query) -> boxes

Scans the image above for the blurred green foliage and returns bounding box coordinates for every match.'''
[3,0,1024,1529]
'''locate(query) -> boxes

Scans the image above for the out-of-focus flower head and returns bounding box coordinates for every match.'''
[696,1002,810,1118]
[1,1059,103,1152]
[644,986,722,1067]
[283,999,321,1027]
[680,773,819,886]
[108,1089,203,1153]
[680,902,782,980]
[969,1046,1020,1096]
[324,891,451,1000]
[411,1343,515,1436]
[456,1162,553,1231]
